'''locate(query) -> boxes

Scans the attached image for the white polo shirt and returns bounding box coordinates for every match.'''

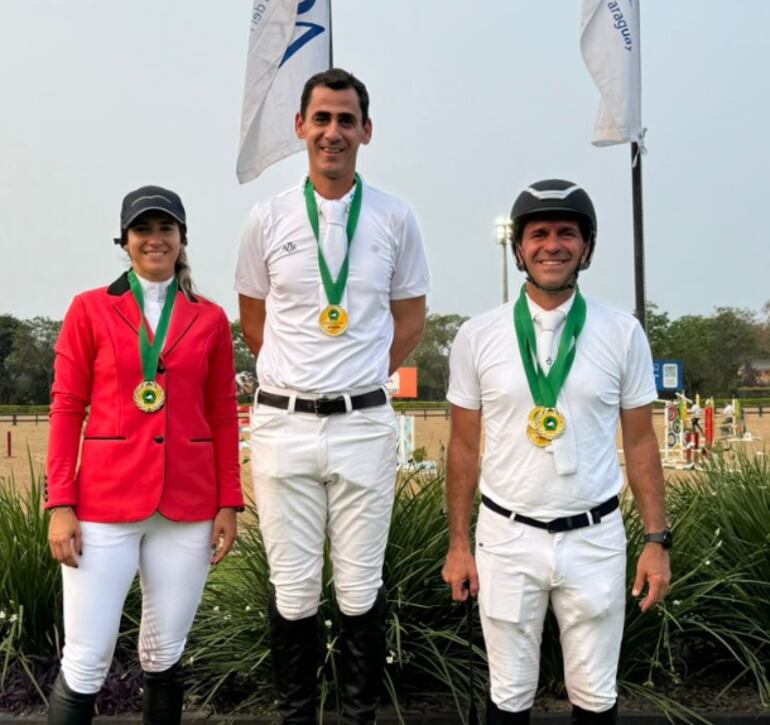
[235,178,430,393]
[447,294,657,519]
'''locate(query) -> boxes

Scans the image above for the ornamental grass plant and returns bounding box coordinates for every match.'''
[617,450,770,721]
[0,457,143,714]
[0,458,61,709]
[184,468,479,720]
[1,452,768,722]
[182,501,274,713]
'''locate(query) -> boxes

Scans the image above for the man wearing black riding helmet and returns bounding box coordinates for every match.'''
[443,179,670,724]
[512,180,595,288]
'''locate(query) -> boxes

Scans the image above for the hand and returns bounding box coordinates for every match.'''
[48,507,82,568]
[211,507,237,564]
[632,543,671,612]
[442,546,479,602]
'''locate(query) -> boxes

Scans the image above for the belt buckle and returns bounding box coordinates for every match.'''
[314,396,333,416]
[548,513,589,533]
[546,519,562,534]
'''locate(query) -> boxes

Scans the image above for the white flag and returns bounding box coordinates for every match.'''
[237,0,331,183]
[580,0,642,146]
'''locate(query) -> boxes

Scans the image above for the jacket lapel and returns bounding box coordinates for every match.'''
[164,290,199,355]
[109,273,199,353]
[110,273,141,335]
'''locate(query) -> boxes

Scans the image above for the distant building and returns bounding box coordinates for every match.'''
[738,358,770,387]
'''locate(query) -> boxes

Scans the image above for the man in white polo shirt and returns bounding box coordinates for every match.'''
[236,68,429,724]
[442,179,670,724]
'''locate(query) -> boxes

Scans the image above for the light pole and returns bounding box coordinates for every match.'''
[495,217,512,304]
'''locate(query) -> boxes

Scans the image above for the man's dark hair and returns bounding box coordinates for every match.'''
[300,68,370,123]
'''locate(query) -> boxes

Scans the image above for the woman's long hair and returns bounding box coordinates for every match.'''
[174,243,196,300]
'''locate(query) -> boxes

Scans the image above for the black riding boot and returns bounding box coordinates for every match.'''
[485,695,530,724]
[142,660,185,725]
[46,672,96,725]
[572,702,618,724]
[269,596,318,724]
[338,587,388,724]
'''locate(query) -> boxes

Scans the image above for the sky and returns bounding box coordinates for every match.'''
[1,1,769,323]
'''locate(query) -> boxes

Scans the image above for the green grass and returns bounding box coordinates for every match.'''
[0,405,50,416]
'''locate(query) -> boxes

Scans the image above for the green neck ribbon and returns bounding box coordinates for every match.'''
[513,284,587,408]
[127,269,178,382]
[303,174,363,306]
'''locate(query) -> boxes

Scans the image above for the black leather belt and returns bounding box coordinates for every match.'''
[481,495,619,533]
[257,388,387,416]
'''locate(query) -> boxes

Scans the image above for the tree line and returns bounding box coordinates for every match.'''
[0,316,60,405]
[2,303,769,405]
[645,303,770,397]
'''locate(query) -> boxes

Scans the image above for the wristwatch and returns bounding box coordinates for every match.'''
[644,529,673,549]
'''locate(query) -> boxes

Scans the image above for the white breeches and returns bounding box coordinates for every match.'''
[250,399,398,620]
[60,513,212,694]
[475,505,626,713]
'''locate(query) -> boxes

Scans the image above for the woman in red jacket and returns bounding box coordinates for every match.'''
[45,185,243,725]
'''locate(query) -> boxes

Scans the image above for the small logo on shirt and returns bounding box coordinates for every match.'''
[282,241,298,255]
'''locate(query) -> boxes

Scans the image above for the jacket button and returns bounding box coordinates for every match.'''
[154,435,164,444]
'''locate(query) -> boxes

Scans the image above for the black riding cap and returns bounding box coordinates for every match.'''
[118,185,186,232]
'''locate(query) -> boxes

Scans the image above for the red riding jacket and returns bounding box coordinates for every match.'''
[46,273,243,522]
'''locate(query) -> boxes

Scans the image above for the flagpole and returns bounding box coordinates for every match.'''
[631,0,645,332]
[580,0,646,329]
[328,0,333,67]
[631,143,646,330]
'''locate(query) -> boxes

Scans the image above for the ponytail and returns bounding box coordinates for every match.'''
[175,243,196,300]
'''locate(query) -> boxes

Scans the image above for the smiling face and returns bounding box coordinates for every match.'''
[124,211,183,281]
[516,218,590,307]
[295,84,372,198]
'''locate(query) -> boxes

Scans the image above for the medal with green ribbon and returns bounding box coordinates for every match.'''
[513,284,586,447]
[127,269,178,413]
[303,174,363,336]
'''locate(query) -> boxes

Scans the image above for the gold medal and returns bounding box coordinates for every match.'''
[526,407,566,447]
[527,406,551,448]
[319,304,349,336]
[528,406,547,430]
[134,381,165,413]
[527,425,552,447]
[535,407,566,441]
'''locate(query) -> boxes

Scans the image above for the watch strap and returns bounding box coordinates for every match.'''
[643,529,672,549]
